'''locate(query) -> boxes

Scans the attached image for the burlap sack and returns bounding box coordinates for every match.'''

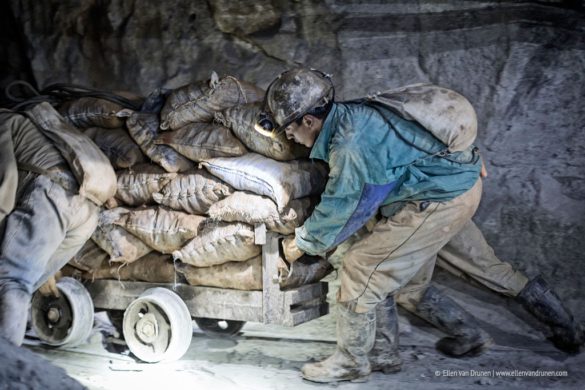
[160,73,264,130]
[27,102,117,206]
[58,97,126,129]
[173,222,260,267]
[154,122,247,162]
[177,254,332,291]
[67,239,109,272]
[201,153,328,211]
[215,103,310,161]
[115,164,177,206]
[208,192,312,234]
[84,127,146,169]
[176,256,262,290]
[91,208,153,263]
[152,169,233,215]
[85,252,177,283]
[368,83,477,152]
[115,207,206,253]
[121,109,194,173]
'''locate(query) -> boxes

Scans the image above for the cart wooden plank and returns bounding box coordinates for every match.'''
[87,280,264,322]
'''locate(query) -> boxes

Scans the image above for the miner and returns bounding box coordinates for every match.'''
[256,67,584,383]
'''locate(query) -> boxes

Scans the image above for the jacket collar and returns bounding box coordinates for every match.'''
[309,103,339,162]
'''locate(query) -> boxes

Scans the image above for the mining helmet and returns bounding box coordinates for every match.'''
[255,67,334,138]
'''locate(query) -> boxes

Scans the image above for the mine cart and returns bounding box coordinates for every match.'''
[29,226,330,363]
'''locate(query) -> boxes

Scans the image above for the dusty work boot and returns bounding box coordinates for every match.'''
[301,302,375,383]
[369,296,402,374]
[414,286,493,357]
[517,275,584,353]
[0,286,32,346]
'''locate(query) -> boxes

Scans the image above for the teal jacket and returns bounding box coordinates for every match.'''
[295,102,482,256]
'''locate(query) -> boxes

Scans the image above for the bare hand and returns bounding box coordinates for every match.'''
[38,272,61,298]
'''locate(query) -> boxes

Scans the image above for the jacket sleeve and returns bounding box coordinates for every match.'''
[295,145,398,256]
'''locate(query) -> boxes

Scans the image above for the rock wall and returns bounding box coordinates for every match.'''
[1,0,584,316]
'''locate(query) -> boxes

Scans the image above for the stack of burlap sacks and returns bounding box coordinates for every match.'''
[61,72,333,291]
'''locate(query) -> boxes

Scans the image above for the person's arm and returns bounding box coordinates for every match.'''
[294,145,397,257]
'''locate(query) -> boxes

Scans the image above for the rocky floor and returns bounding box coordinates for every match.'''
[13,272,585,390]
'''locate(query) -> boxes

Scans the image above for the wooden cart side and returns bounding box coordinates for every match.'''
[86,225,329,326]
[258,226,329,326]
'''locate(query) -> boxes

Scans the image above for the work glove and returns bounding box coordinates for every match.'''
[38,271,61,298]
[282,236,304,263]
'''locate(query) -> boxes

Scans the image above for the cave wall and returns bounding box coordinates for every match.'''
[1,0,584,316]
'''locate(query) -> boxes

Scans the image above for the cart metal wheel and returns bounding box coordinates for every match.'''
[123,287,192,363]
[30,277,94,347]
[194,317,245,336]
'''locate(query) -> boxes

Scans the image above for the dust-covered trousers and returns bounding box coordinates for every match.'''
[0,172,98,296]
[338,179,528,313]
[0,120,17,224]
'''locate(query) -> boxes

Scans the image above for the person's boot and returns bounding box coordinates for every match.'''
[517,275,584,353]
[301,302,375,383]
[369,296,402,374]
[414,285,493,357]
[0,287,31,346]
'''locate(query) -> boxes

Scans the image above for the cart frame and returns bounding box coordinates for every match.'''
[85,227,329,327]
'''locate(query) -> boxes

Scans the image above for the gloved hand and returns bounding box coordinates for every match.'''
[38,272,61,298]
[282,236,304,263]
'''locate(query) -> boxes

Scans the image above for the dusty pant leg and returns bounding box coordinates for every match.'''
[0,175,68,295]
[0,284,31,345]
[395,257,436,312]
[0,117,18,229]
[33,194,98,291]
[339,179,483,313]
[437,219,528,297]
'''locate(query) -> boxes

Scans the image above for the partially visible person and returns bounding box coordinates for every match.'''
[0,109,99,346]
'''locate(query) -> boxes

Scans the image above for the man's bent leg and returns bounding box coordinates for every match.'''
[0,176,68,345]
[0,176,68,295]
[437,220,528,296]
[339,179,483,312]
[439,220,583,353]
[396,259,492,357]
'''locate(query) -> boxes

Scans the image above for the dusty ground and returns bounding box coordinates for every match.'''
[9,270,584,390]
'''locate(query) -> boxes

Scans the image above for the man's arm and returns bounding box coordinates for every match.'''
[294,145,397,256]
